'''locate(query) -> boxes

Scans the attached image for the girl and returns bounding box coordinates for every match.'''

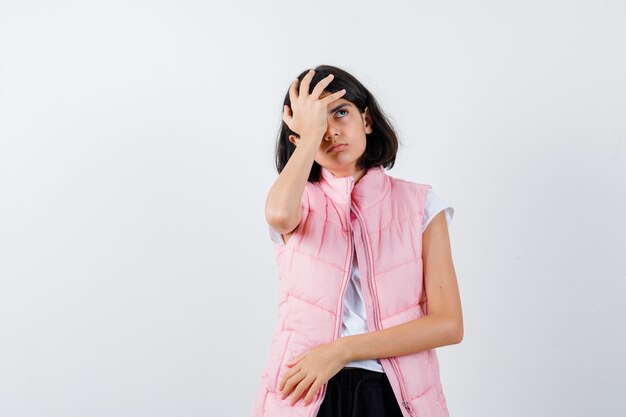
[252,65,462,417]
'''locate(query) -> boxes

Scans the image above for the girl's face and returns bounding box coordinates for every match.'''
[289,92,373,179]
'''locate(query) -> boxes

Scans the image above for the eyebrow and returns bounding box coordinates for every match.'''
[329,103,350,114]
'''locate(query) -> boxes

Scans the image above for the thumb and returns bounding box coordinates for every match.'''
[286,352,304,367]
[282,106,292,127]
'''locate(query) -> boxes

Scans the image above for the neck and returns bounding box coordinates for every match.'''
[325,166,366,183]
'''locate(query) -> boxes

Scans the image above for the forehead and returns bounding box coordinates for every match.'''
[320,93,355,111]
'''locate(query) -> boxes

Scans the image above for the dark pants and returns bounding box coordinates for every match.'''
[316,367,405,417]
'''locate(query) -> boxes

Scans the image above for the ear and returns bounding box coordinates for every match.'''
[362,106,373,134]
[289,134,300,146]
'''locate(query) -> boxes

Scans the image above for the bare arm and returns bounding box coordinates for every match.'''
[339,210,463,361]
[265,137,320,234]
[265,69,346,233]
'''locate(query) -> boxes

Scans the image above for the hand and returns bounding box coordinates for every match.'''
[282,69,346,141]
[278,339,350,407]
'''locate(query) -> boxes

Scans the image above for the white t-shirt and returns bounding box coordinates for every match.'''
[268,188,454,372]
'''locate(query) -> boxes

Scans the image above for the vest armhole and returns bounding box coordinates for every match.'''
[299,184,311,226]
[419,183,432,232]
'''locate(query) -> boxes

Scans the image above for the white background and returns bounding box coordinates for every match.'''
[1,1,625,416]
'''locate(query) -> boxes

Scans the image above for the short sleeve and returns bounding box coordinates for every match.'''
[267,187,310,246]
[422,188,454,233]
[269,224,285,246]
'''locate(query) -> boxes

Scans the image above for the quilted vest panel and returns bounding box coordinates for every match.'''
[250,165,450,417]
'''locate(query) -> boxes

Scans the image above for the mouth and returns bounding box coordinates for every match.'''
[328,143,347,153]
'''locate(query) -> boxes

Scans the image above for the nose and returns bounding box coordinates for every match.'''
[323,126,339,142]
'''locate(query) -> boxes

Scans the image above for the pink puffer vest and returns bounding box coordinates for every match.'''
[251,165,450,417]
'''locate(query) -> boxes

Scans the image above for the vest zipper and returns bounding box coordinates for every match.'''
[351,206,416,417]
[310,224,354,416]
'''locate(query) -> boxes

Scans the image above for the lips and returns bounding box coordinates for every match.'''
[328,143,347,153]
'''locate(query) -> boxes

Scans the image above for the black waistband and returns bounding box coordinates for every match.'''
[329,367,390,391]
[324,367,394,417]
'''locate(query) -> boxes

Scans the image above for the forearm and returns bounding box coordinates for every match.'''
[265,134,321,230]
[338,314,462,362]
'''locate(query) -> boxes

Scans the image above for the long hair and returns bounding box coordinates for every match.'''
[274,65,400,182]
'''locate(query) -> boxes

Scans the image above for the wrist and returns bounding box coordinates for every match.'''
[299,130,325,143]
[336,336,355,364]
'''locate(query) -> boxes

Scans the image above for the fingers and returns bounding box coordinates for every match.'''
[279,361,299,392]
[282,104,291,125]
[298,69,316,98]
[301,70,342,101]
[280,369,306,400]
[310,73,334,99]
[288,77,299,105]
[321,87,347,104]
[287,374,316,406]
[283,69,346,136]
[303,380,322,406]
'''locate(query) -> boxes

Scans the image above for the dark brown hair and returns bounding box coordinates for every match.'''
[274,65,401,182]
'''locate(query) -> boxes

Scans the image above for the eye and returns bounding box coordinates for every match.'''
[336,109,348,117]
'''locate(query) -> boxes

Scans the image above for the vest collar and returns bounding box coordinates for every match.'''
[318,164,390,210]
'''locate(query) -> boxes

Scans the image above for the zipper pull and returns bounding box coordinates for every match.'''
[403,400,415,416]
